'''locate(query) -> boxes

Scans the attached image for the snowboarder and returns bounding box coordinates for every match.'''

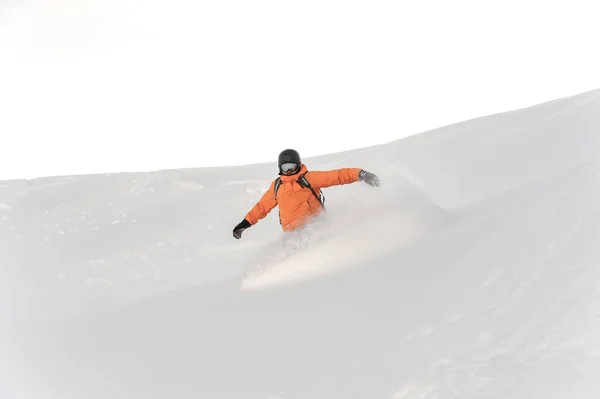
[233,149,380,239]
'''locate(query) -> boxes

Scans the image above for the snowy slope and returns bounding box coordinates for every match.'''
[2,89,600,399]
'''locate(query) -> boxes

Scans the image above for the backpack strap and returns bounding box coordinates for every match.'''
[273,177,282,224]
[297,173,326,211]
[274,177,282,198]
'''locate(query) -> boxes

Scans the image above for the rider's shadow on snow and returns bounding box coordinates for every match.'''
[241,172,455,288]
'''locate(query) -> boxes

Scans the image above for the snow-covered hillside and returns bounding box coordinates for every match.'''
[2,89,600,399]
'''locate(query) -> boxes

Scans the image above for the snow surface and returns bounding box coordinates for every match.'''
[2,89,600,398]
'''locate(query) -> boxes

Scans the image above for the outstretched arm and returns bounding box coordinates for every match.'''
[306,168,379,188]
[233,180,278,239]
[305,168,361,188]
[245,181,278,224]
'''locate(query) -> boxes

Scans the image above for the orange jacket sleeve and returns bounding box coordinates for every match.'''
[245,180,278,225]
[305,168,362,188]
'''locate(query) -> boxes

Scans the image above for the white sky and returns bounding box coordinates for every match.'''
[1,0,599,181]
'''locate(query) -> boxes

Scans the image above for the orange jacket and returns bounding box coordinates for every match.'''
[245,164,362,232]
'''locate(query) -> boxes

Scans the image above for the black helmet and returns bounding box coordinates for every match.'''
[278,149,301,175]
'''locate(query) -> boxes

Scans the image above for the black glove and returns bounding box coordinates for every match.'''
[233,219,252,239]
[358,169,380,187]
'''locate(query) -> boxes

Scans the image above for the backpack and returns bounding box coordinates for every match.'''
[274,172,326,224]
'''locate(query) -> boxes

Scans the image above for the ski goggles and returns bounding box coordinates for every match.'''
[280,162,299,174]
